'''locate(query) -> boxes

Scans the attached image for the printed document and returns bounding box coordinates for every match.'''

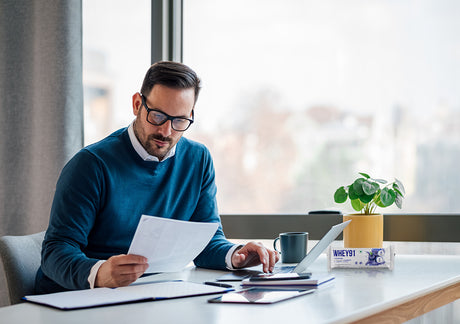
[127,215,219,273]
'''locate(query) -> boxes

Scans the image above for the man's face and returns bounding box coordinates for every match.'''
[132,84,195,160]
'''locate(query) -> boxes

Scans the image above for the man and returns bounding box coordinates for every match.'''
[35,61,279,293]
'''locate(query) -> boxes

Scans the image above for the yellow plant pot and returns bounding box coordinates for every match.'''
[343,214,383,248]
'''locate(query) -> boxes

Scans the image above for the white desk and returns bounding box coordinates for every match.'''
[1,249,459,324]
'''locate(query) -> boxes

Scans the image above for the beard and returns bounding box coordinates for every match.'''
[133,118,177,160]
[144,134,173,159]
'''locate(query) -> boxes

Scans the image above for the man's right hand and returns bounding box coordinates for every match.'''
[95,254,149,288]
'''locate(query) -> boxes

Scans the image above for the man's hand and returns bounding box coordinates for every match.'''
[95,254,149,288]
[231,242,280,273]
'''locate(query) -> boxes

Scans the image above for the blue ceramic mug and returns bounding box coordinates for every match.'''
[274,232,308,263]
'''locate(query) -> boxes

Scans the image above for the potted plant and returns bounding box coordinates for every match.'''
[334,172,405,248]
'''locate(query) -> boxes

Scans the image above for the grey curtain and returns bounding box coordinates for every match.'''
[0,0,83,237]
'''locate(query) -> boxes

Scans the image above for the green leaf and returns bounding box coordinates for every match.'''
[359,172,370,179]
[394,179,406,195]
[380,188,396,206]
[393,187,403,197]
[351,198,364,211]
[359,193,374,203]
[348,185,358,200]
[362,180,379,195]
[395,193,403,209]
[334,187,348,203]
[352,178,365,196]
[375,197,386,208]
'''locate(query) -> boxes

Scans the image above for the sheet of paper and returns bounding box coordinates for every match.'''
[127,215,219,273]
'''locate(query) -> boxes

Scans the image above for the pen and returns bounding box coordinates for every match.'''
[204,281,233,288]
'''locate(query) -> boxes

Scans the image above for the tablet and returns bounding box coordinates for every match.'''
[207,288,314,304]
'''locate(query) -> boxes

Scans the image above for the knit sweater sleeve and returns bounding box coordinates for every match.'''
[191,147,235,270]
[40,150,103,290]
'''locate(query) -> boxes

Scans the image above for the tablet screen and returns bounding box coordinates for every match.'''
[208,288,314,304]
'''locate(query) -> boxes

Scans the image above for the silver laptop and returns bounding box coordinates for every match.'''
[217,220,351,281]
[289,219,351,274]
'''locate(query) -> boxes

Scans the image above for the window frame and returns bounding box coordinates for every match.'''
[151,0,183,63]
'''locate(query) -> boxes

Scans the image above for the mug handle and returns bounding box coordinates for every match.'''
[273,237,281,253]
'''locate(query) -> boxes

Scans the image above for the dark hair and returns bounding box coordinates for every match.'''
[140,61,202,104]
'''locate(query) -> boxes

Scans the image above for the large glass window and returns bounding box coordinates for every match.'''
[83,0,150,145]
[183,0,460,214]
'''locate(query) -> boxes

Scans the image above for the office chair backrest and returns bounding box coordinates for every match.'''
[0,231,45,305]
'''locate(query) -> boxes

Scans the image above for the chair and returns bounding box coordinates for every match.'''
[0,231,45,305]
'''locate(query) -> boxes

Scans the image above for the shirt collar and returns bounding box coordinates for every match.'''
[127,121,176,162]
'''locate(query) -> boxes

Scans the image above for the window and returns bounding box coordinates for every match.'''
[83,0,150,145]
[183,0,460,214]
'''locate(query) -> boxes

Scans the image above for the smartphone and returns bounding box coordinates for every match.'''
[249,272,311,281]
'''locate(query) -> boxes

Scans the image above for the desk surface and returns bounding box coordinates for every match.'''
[1,246,460,324]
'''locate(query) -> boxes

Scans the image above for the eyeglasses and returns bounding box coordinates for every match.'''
[141,94,194,132]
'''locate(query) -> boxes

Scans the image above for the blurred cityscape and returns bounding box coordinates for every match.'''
[189,90,460,214]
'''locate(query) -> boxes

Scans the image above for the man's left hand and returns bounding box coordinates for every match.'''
[231,242,280,273]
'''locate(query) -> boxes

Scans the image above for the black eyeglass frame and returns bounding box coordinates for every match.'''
[140,94,194,132]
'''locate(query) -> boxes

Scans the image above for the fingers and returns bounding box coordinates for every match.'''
[232,242,279,272]
[254,244,271,272]
[95,254,149,288]
[231,244,257,269]
[259,246,279,273]
[268,249,280,272]
[112,254,148,265]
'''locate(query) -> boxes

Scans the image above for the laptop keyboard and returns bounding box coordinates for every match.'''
[272,265,295,273]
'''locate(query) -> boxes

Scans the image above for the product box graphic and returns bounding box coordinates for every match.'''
[327,246,395,270]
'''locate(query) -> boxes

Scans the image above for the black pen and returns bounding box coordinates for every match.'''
[204,281,233,288]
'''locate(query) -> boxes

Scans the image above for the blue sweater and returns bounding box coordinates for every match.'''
[35,128,234,293]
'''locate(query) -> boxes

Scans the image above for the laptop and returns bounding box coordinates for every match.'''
[217,220,351,281]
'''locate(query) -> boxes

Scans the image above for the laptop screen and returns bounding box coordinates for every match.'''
[293,220,351,273]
